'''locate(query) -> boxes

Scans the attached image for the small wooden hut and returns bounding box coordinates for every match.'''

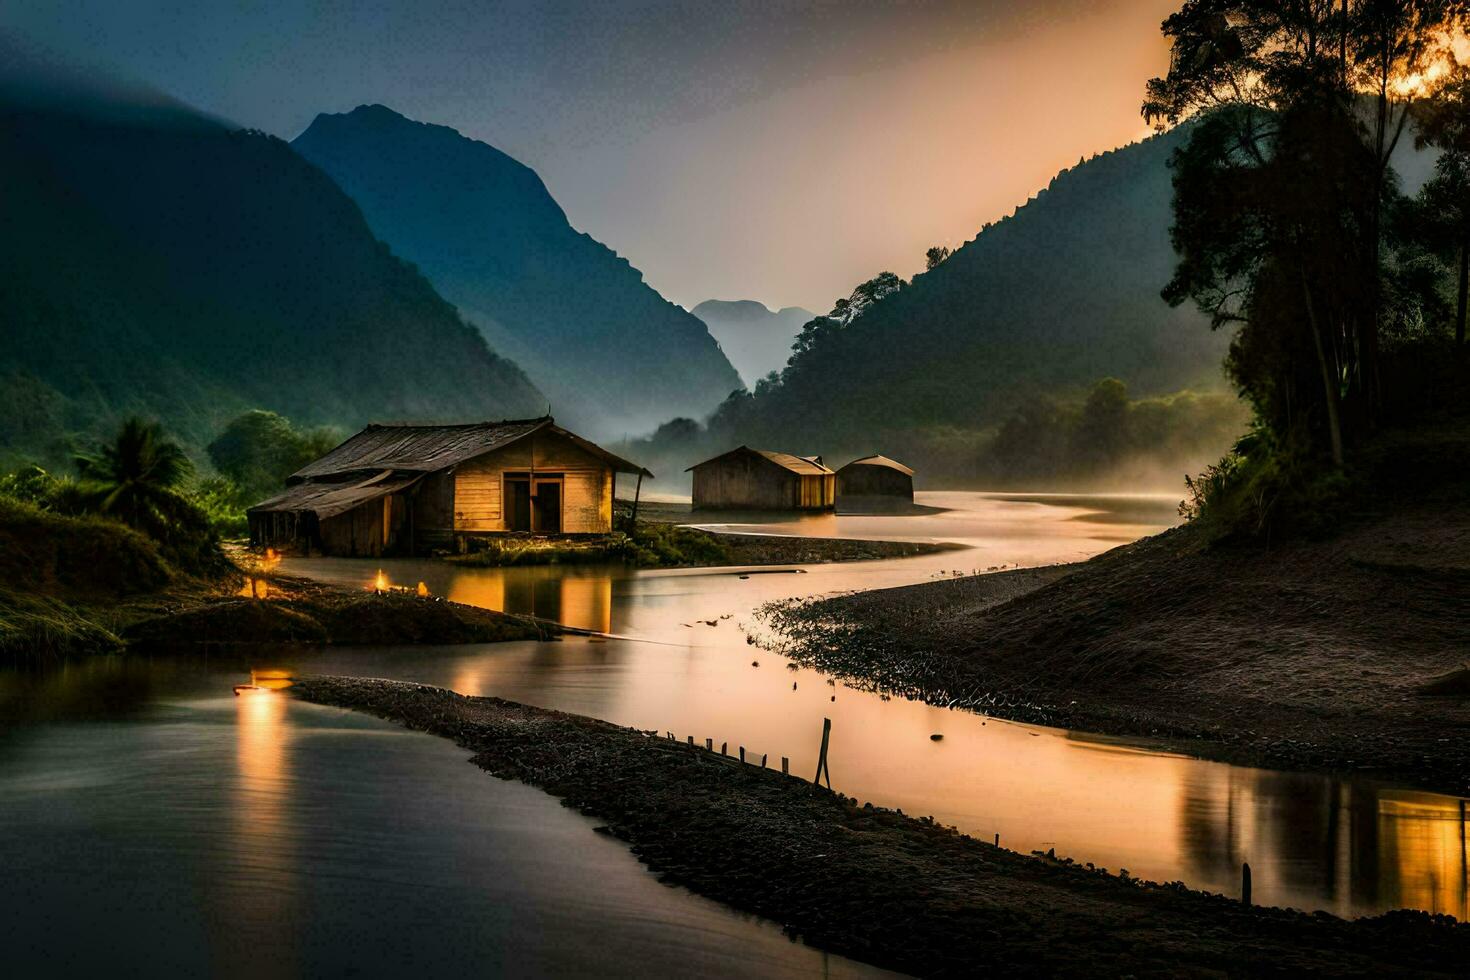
[836,455,915,504]
[687,446,835,511]
[248,417,651,556]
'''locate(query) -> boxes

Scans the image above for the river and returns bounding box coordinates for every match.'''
[1,492,1465,975]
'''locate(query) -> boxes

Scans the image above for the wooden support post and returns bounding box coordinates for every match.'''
[631,471,643,529]
[994,833,999,847]
[739,746,745,763]
[813,717,832,789]
[688,735,695,746]
[781,757,789,775]
[1241,862,1252,907]
[721,741,727,756]
[761,753,767,768]
[706,738,713,751]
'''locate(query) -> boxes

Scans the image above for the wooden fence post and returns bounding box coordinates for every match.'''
[1242,862,1252,907]
[813,717,832,789]
[781,757,789,775]
[706,738,713,751]
[739,746,745,763]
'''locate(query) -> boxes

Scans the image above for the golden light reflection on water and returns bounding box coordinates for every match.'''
[226,681,299,942]
[1378,793,1469,919]
[283,492,1469,918]
[445,569,612,633]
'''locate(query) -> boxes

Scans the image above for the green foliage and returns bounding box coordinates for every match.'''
[446,524,733,569]
[0,590,124,664]
[616,523,732,568]
[2,419,230,578]
[0,495,173,602]
[626,377,1246,490]
[0,97,545,465]
[986,379,1249,485]
[207,410,340,499]
[1179,425,1354,541]
[190,476,251,538]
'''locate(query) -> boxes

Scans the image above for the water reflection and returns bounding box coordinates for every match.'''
[1177,765,1469,918]
[284,491,1469,919]
[224,685,300,963]
[0,659,888,977]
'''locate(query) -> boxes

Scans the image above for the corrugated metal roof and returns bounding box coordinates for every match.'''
[838,455,915,476]
[687,446,834,476]
[289,417,652,481]
[248,471,424,519]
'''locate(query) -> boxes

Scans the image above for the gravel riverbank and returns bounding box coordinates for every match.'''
[761,503,1470,795]
[291,675,1468,977]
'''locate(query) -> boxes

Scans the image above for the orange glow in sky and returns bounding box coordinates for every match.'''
[550,1,1178,309]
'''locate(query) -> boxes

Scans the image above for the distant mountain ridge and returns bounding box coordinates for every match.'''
[691,300,815,387]
[292,105,743,439]
[700,125,1233,456]
[0,84,545,466]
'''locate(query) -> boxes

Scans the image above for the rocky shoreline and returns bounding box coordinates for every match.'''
[290,674,1468,977]
[760,504,1470,796]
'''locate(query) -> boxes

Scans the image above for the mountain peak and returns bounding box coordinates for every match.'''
[292,107,741,437]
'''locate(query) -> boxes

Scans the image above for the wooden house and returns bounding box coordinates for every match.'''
[687,446,835,511]
[248,417,652,556]
[836,455,915,504]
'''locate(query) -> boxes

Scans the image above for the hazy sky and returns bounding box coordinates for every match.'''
[4,0,1176,311]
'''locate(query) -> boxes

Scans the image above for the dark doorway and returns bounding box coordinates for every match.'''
[533,480,562,532]
[506,479,532,531]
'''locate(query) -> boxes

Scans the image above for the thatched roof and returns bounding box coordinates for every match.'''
[248,470,424,518]
[289,417,652,482]
[686,446,834,476]
[838,455,915,476]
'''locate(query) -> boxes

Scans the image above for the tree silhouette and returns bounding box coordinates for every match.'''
[925,246,952,270]
[208,409,339,499]
[76,417,194,537]
[1414,66,1470,350]
[1143,0,1469,465]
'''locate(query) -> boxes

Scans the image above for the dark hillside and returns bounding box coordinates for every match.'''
[0,89,544,464]
[705,127,1233,456]
[293,106,742,438]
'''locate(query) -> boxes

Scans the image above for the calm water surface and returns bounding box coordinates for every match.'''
[283,492,1470,921]
[0,659,889,978]
[1,492,1464,976]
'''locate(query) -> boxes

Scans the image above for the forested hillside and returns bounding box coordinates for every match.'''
[0,84,544,468]
[710,125,1229,448]
[293,106,743,438]
[626,126,1242,486]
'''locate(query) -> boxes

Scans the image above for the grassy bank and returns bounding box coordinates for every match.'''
[290,675,1468,976]
[763,490,1470,794]
[446,520,960,568]
[120,582,553,650]
[0,496,552,663]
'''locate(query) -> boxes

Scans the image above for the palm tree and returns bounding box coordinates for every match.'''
[76,417,194,536]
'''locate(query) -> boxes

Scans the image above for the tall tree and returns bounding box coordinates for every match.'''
[1413,65,1470,349]
[1143,0,1467,464]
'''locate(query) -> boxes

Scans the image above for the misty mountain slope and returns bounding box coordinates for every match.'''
[292,105,743,438]
[691,300,814,387]
[723,126,1232,448]
[0,88,545,463]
